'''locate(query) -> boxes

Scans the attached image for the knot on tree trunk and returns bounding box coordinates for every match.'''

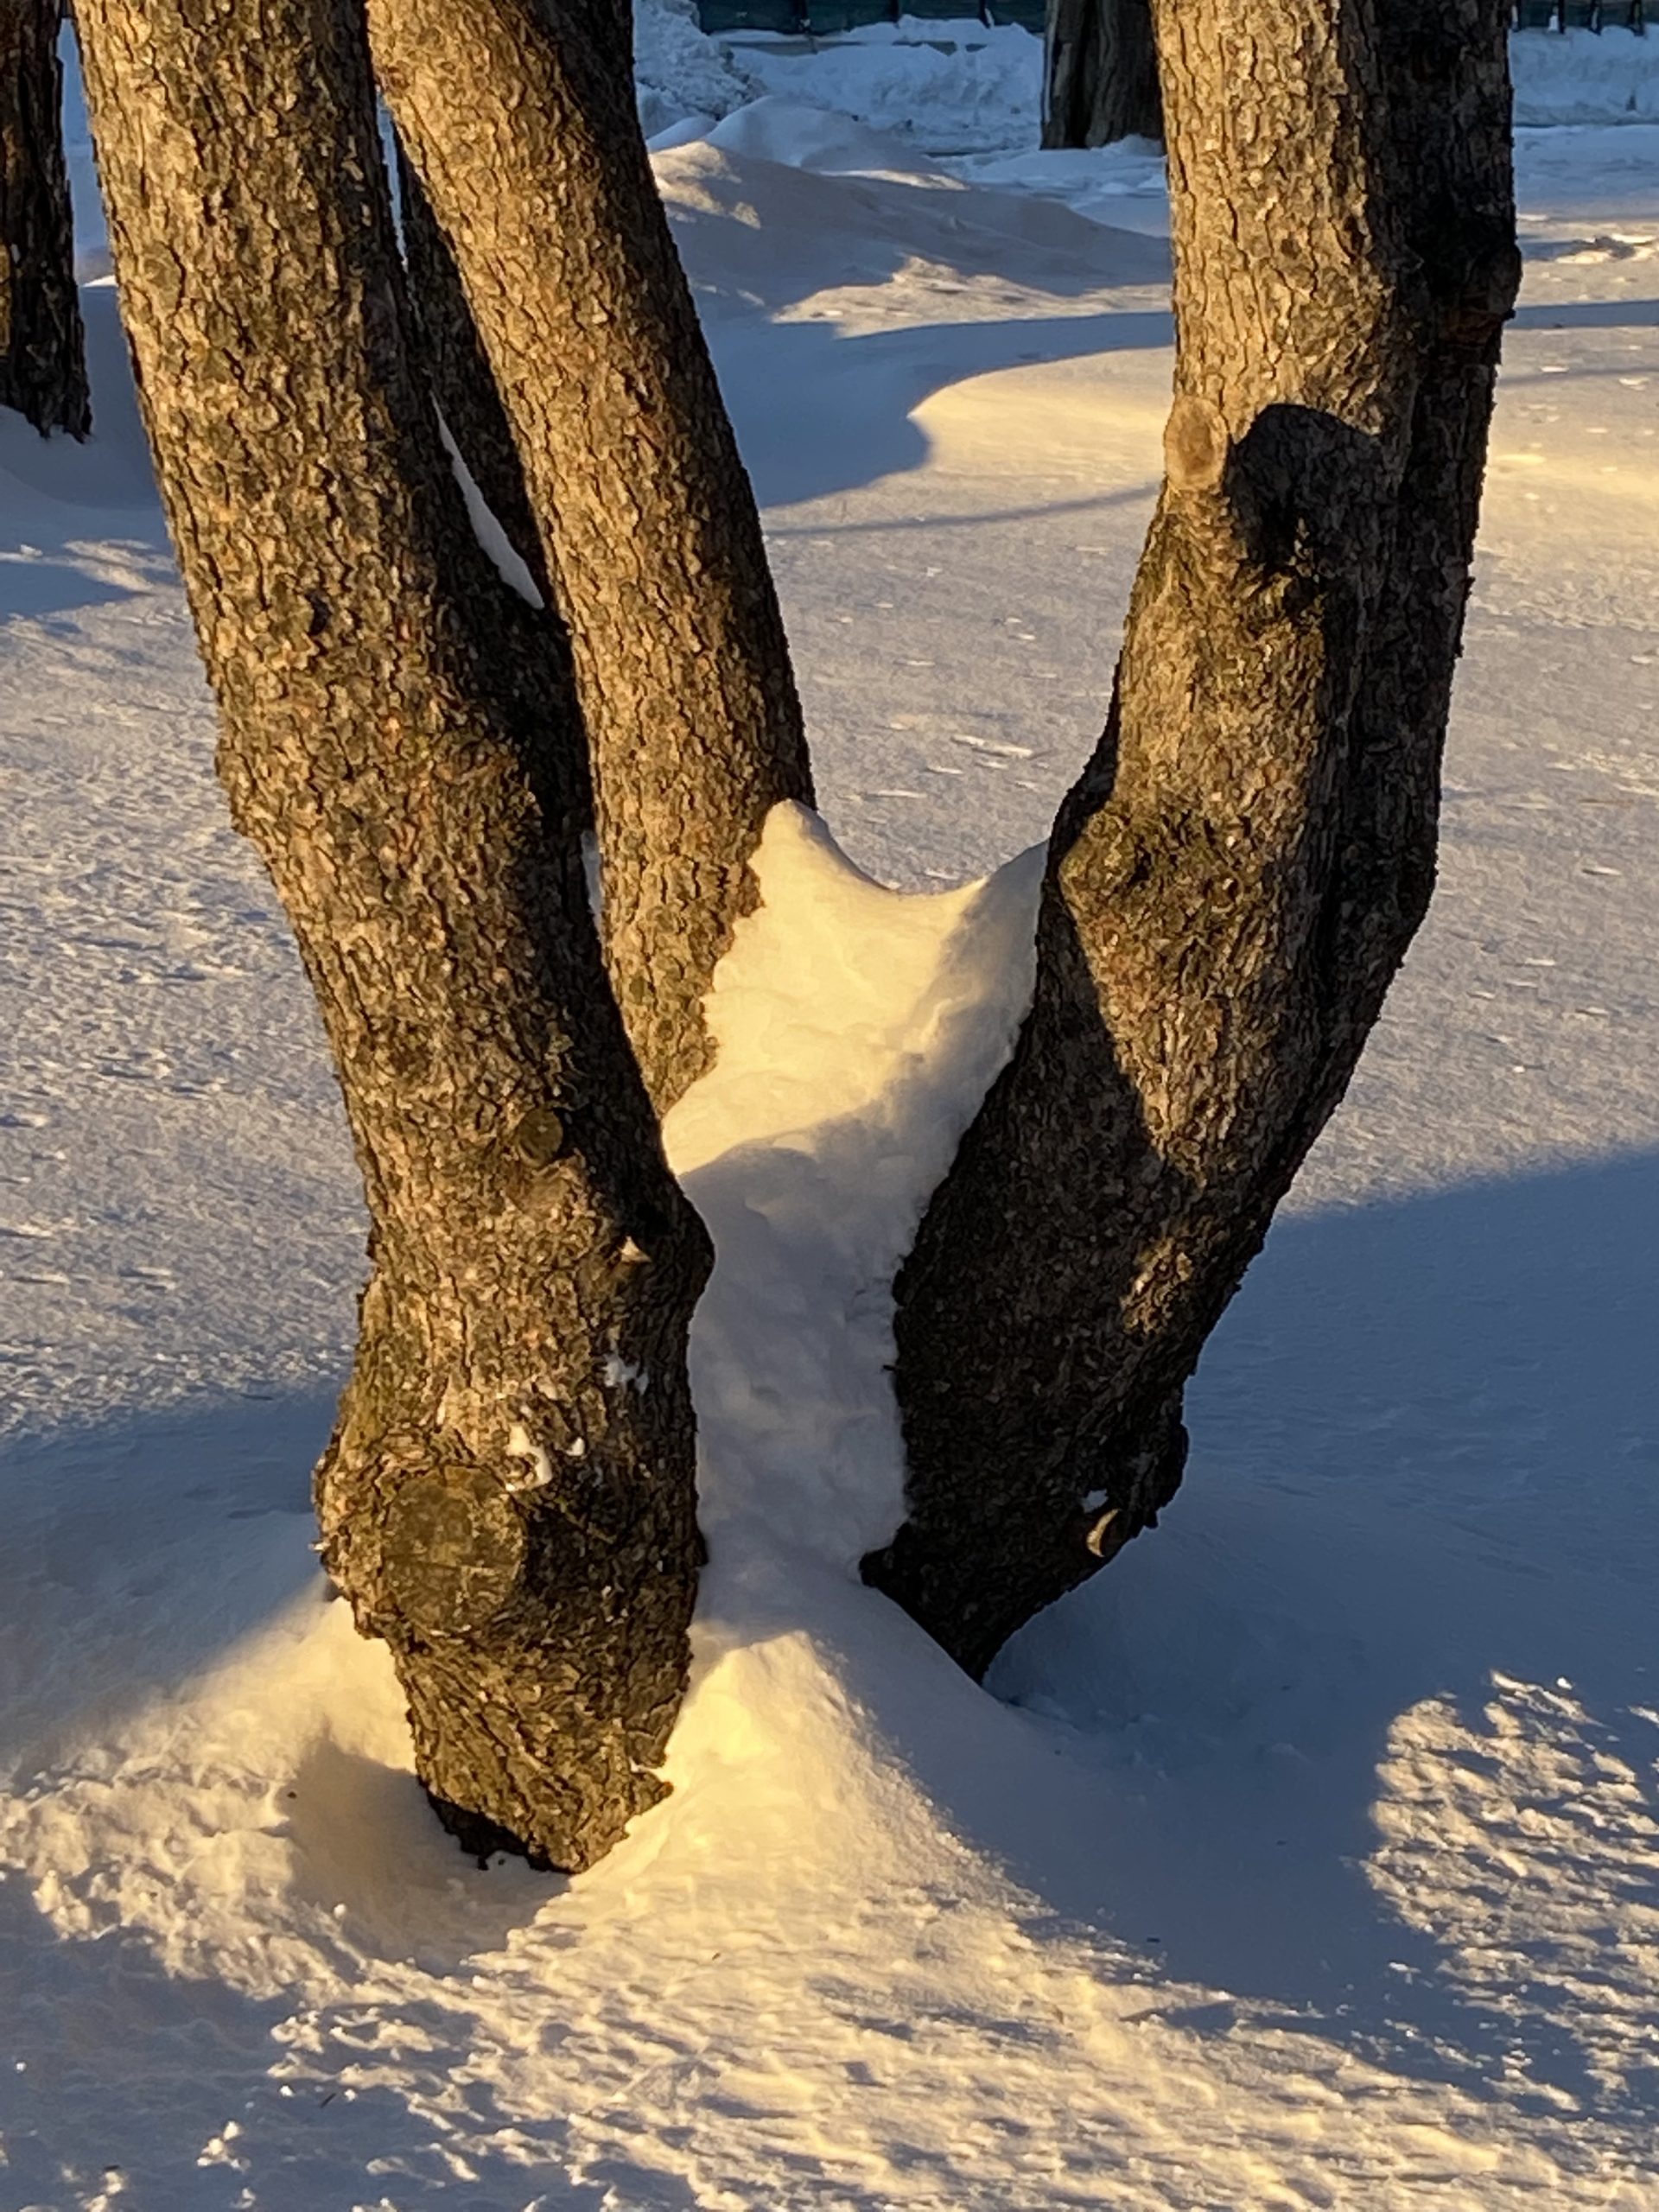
[380,1461,531,1637]
[1163,392,1230,493]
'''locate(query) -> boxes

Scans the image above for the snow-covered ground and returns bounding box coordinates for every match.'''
[5,30,1659,2212]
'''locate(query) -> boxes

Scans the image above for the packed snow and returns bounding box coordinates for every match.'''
[4,23,1659,2212]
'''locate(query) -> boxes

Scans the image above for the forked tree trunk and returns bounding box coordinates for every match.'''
[367,0,814,1113]
[1044,0,1162,150]
[395,140,556,611]
[73,0,711,1871]
[872,0,1519,1676]
[0,0,89,435]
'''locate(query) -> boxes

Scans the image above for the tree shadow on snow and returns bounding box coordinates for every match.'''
[4,1145,1656,2191]
[1511,295,1659,331]
[938,1147,1659,2138]
[0,1389,619,2207]
[662,144,1173,511]
[715,307,1172,512]
[0,1864,636,2212]
[1,1395,556,1977]
[663,832,1659,2148]
[0,286,160,524]
[0,1389,331,1769]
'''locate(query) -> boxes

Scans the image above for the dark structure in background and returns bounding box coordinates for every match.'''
[1043,0,1160,149]
[696,0,1041,35]
[0,0,88,435]
[1514,3,1644,24]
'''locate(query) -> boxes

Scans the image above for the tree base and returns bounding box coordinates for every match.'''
[862,1392,1188,1681]
[427,1790,563,1872]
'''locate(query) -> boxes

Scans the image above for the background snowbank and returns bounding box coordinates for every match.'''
[635,0,760,141]
[59,8,1659,257]
[635,3,1659,153]
[728,17,1044,156]
[1512,24,1659,125]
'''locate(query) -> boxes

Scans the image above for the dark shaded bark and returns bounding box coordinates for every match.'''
[368,0,815,1115]
[73,0,710,1871]
[0,0,88,435]
[873,0,1518,1678]
[395,140,555,610]
[1043,0,1162,151]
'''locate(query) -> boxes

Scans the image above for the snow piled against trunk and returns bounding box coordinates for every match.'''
[667,803,1042,1567]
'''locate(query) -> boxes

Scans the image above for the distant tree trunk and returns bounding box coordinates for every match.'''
[1043,0,1162,151]
[73,0,710,1872]
[872,0,1519,1675]
[0,0,89,435]
[368,0,815,1114]
[394,141,556,611]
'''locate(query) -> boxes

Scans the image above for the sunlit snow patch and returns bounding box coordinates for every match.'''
[666,798,1042,1566]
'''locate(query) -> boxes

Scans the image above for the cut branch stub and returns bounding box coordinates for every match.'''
[1163,392,1228,493]
[512,1105,568,1166]
[381,1465,531,1638]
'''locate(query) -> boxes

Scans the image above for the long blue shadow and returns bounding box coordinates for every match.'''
[713,308,1172,509]
[976,1146,1659,2129]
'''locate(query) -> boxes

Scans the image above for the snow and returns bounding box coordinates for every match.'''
[634,0,759,144]
[638,8,1659,156]
[5,29,1659,2212]
[437,422,545,609]
[505,1426,556,1494]
[729,19,1045,158]
[668,802,1042,1564]
[1512,26,1659,129]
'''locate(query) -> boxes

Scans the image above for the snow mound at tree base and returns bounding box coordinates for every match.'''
[6,811,1659,2205]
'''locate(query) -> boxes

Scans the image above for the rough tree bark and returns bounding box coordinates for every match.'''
[368,0,814,1113]
[871,0,1519,1676]
[1043,0,1162,151]
[395,141,555,610]
[73,0,712,1871]
[0,0,89,435]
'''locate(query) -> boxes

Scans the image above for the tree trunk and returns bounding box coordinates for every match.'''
[0,0,89,435]
[872,0,1519,1678]
[73,0,712,1872]
[395,139,556,612]
[1043,0,1162,151]
[367,0,814,1114]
